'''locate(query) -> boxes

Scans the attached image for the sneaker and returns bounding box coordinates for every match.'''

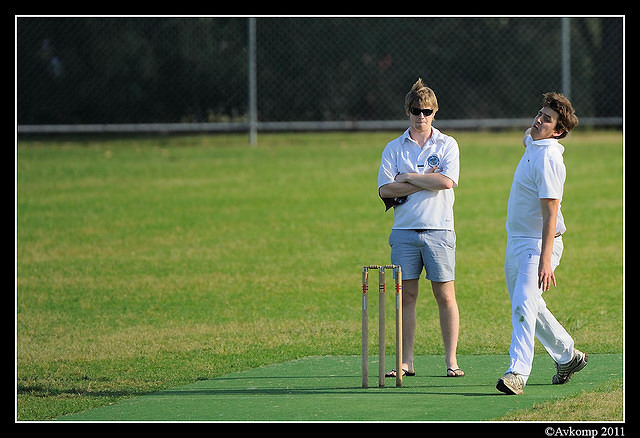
[496,372,524,395]
[552,349,588,384]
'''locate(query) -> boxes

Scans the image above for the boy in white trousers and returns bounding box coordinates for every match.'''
[497,92,587,395]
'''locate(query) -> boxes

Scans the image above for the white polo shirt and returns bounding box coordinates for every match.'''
[506,135,567,238]
[378,127,459,230]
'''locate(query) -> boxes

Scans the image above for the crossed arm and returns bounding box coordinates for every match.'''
[378,168,455,198]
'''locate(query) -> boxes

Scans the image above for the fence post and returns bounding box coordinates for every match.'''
[248,17,257,146]
[562,17,571,100]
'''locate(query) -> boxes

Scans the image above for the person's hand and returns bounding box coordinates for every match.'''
[538,260,556,291]
[426,165,439,173]
[523,128,532,147]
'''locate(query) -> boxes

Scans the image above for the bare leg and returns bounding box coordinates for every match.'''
[431,280,461,372]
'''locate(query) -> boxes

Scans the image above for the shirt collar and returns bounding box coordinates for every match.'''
[402,126,441,147]
[527,135,565,154]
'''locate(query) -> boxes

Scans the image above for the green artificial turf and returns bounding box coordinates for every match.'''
[58,353,622,421]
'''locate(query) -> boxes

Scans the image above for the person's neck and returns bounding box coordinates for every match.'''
[409,126,432,148]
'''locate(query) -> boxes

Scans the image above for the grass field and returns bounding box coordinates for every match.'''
[16,130,623,421]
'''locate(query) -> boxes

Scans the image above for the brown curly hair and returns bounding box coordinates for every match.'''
[542,92,579,139]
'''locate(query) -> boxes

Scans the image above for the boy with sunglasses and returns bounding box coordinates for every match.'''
[377,78,463,378]
[496,92,586,395]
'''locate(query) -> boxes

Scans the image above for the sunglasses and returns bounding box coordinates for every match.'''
[410,107,434,116]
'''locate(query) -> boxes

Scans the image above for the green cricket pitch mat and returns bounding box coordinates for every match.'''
[58,354,622,422]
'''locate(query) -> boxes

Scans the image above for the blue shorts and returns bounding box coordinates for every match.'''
[389,229,456,282]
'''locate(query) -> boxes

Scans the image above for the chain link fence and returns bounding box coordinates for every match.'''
[17,16,623,136]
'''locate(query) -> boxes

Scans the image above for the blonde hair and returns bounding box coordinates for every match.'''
[404,78,438,113]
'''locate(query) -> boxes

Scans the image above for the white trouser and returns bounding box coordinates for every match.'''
[504,236,574,384]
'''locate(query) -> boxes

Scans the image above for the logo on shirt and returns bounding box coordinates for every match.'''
[427,154,440,168]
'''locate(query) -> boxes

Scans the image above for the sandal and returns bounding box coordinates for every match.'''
[385,369,415,378]
[447,368,465,377]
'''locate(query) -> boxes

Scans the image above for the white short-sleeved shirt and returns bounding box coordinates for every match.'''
[506,135,567,238]
[378,127,460,230]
